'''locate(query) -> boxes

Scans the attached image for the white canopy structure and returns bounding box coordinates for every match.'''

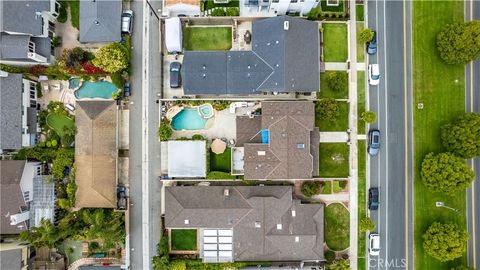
[165,17,183,53]
[168,140,206,178]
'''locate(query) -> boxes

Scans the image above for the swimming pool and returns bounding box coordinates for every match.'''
[171,108,208,130]
[69,78,81,89]
[74,81,118,99]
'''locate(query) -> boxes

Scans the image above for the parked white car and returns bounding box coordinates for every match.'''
[368,64,380,86]
[369,233,380,256]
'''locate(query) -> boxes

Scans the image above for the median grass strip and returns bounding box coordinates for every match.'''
[356,4,365,22]
[357,71,366,134]
[171,229,197,251]
[356,23,365,62]
[325,203,350,251]
[319,143,349,178]
[183,27,232,51]
[322,23,348,62]
[412,1,466,269]
[317,101,349,131]
[357,140,367,270]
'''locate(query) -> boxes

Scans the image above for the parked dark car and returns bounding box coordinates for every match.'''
[121,10,134,34]
[369,187,379,210]
[170,62,182,88]
[367,31,377,55]
[368,129,381,156]
[117,185,127,210]
[123,81,131,97]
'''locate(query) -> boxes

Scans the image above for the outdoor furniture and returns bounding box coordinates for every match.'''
[211,138,227,154]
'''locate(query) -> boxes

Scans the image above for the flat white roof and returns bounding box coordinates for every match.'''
[168,140,206,178]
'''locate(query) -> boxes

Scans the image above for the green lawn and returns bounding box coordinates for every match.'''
[171,229,197,251]
[319,71,349,99]
[357,140,367,269]
[356,4,365,21]
[183,27,232,51]
[325,203,350,251]
[46,113,74,137]
[69,0,79,30]
[412,1,467,269]
[210,148,231,173]
[322,23,348,62]
[321,181,332,194]
[317,101,349,131]
[203,0,239,10]
[319,143,349,177]
[356,23,365,62]
[332,180,343,193]
[357,71,366,134]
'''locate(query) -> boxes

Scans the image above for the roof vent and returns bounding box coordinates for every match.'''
[267,42,271,46]
[184,219,190,225]
[276,224,283,230]
[224,188,230,197]
[202,74,206,78]
[257,151,266,156]
[247,65,251,69]
[291,210,296,217]
[255,221,261,228]
[94,20,100,25]
[275,40,279,44]
[297,143,305,149]
[284,21,289,30]
[295,236,300,242]
[202,65,206,69]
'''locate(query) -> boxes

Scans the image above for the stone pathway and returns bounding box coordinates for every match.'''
[320,132,349,143]
[325,62,349,71]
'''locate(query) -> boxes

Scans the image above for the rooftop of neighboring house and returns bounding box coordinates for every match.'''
[75,100,117,208]
[165,185,325,262]
[0,0,50,36]
[0,73,23,151]
[0,160,28,235]
[237,101,320,180]
[79,0,122,43]
[0,33,52,63]
[0,248,24,270]
[182,16,320,95]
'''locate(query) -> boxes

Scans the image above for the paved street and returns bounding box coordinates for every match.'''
[466,0,480,268]
[128,1,162,269]
[366,0,413,269]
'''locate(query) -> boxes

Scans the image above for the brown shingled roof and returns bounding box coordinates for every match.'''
[75,101,117,208]
[242,101,319,180]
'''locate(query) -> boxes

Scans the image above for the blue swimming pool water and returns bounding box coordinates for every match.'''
[261,129,269,144]
[69,78,81,89]
[74,81,118,99]
[171,108,208,130]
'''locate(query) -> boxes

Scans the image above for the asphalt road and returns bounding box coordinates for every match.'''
[466,0,480,268]
[366,0,413,269]
[129,0,162,269]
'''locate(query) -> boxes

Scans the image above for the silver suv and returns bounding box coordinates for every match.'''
[121,10,134,34]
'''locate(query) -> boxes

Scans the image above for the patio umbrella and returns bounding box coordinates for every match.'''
[211,138,227,154]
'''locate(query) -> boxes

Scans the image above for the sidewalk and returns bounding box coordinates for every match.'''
[320,132,350,143]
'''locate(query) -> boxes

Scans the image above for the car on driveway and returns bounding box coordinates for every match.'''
[368,129,381,156]
[369,187,379,210]
[117,185,127,210]
[170,62,182,88]
[367,31,377,55]
[368,64,380,86]
[369,233,380,256]
[121,10,134,34]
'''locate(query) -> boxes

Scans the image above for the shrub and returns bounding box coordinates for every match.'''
[207,171,236,179]
[361,111,377,123]
[325,250,336,263]
[301,181,320,197]
[329,258,350,270]
[441,112,480,158]
[358,28,374,43]
[111,72,124,88]
[437,21,480,64]
[359,216,375,233]
[112,91,122,100]
[169,260,187,270]
[225,7,239,16]
[0,64,27,73]
[92,43,129,73]
[421,152,474,194]
[191,134,206,141]
[211,8,226,16]
[423,222,469,262]
[339,180,348,189]
[327,72,348,93]
[158,122,173,141]
[317,98,339,121]
[57,1,68,23]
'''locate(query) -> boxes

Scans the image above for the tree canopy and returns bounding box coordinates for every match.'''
[301,181,320,197]
[423,222,469,262]
[327,72,348,93]
[92,43,129,73]
[359,216,376,233]
[317,98,340,121]
[441,112,480,158]
[436,21,480,64]
[358,28,374,43]
[421,152,474,194]
[328,258,351,270]
[158,121,173,141]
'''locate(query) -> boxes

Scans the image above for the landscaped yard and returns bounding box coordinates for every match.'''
[46,113,74,137]
[319,71,349,99]
[183,27,232,51]
[320,0,345,12]
[318,143,349,177]
[322,23,348,62]
[325,203,350,251]
[210,148,232,172]
[356,23,365,62]
[203,0,239,10]
[357,71,366,134]
[321,181,332,194]
[357,140,367,270]
[316,101,349,131]
[356,4,364,21]
[58,240,83,265]
[412,1,466,269]
[68,0,79,30]
[171,229,197,251]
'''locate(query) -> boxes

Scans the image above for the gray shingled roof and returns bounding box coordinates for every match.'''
[165,186,324,262]
[79,0,122,43]
[238,101,320,180]
[0,0,50,35]
[0,249,22,270]
[0,73,23,150]
[182,16,320,95]
[0,33,30,60]
[0,160,28,235]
